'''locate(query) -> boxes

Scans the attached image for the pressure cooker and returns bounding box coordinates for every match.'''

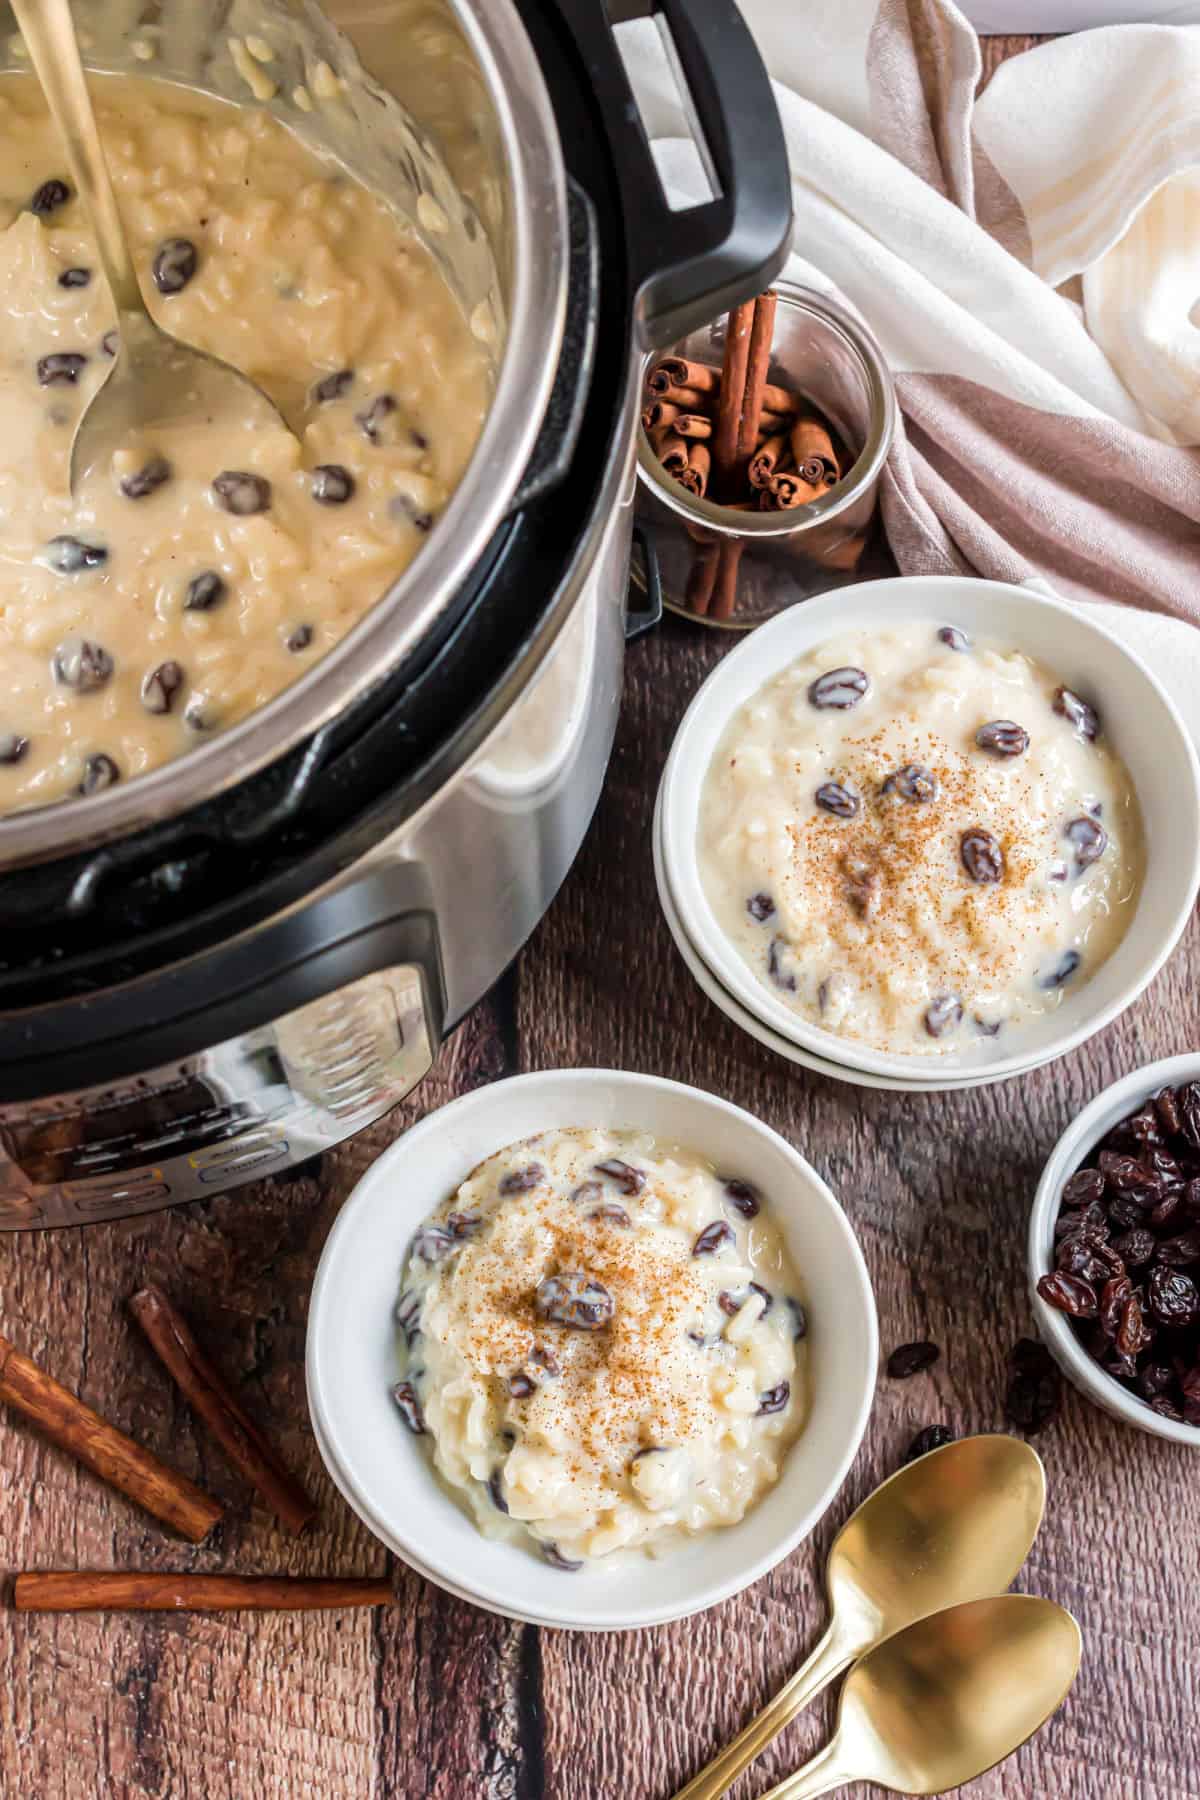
[0,0,791,1227]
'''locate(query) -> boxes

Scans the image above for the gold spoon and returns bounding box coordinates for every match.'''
[675,1435,1046,1800]
[12,0,287,490]
[757,1594,1081,1799]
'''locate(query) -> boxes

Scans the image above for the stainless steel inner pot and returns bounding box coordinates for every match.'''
[0,0,569,864]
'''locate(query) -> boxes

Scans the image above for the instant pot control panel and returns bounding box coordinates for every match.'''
[0,968,431,1228]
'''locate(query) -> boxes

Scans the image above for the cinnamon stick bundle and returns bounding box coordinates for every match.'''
[129,1285,317,1536]
[14,1572,392,1614]
[0,1332,222,1542]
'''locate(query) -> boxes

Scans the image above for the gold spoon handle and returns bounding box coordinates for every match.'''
[11,0,147,318]
[672,1622,857,1800]
[757,1741,850,1800]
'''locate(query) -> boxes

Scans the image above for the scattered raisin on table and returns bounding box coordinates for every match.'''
[904,1424,954,1463]
[887,1341,940,1378]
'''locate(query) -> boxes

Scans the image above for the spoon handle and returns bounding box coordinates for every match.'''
[671,1621,857,1800]
[756,1741,850,1800]
[11,0,146,317]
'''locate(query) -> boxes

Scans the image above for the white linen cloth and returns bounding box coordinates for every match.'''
[628,1,1200,636]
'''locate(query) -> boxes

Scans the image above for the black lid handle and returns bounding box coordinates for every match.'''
[570,0,793,347]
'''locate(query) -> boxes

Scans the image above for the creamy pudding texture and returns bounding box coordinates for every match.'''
[698,624,1145,1055]
[392,1128,808,1567]
[0,75,488,810]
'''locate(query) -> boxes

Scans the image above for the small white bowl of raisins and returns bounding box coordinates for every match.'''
[1030,1054,1200,1443]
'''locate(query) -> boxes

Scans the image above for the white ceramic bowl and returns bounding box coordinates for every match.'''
[652,778,1062,1095]
[306,1068,878,1630]
[1029,1053,1200,1446]
[660,575,1200,1084]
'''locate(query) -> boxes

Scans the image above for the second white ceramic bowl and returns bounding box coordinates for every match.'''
[1030,1053,1200,1447]
[661,575,1200,1084]
[306,1068,878,1631]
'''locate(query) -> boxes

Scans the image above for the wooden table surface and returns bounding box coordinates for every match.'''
[4,32,1198,1800]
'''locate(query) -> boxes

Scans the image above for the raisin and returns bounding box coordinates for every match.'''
[594,1158,645,1196]
[391,1380,425,1434]
[1005,1364,1061,1433]
[312,463,356,505]
[31,178,71,214]
[44,535,107,573]
[1098,1273,1132,1337]
[747,892,775,922]
[313,368,354,403]
[904,1424,954,1463]
[1156,1231,1200,1267]
[410,1224,456,1263]
[1113,1229,1156,1267]
[152,237,199,294]
[487,1469,508,1513]
[390,492,433,532]
[1107,1193,1148,1230]
[1063,1168,1106,1207]
[787,1297,808,1340]
[1116,1293,1153,1358]
[212,471,271,515]
[808,666,869,710]
[1036,1271,1098,1317]
[589,1203,630,1227]
[1126,1105,1163,1147]
[938,626,970,651]
[1138,1363,1174,1398]
[719,1283,774,1319]
[445,1212,481,1239]
[1156,1087,1183,1137]
[1010,1338,1055,1377]
[141,660,185,715]
[975,720,1029,757]
[767,937,797,990]
[1099,1151,1161,1200]
[960,828,1004,884]
[722,1178,760,1218]
[357,393,398,443]
[101,329,119,357]
[1150,1395,1184,1421]
[53,636,113,691]
[757,1382,790,1415]
[840,853,879,918]
[394,1290,422,1347]
[1039,950,1081,990]
[924,996,962,1039]
[1057,1236,1116,1287]
[881,763,938,803]
[37,352,87,385]
[57,266,91,289]
[1054,686,1099,740]
[1178,1083,1200,1150]
[887,1341,940,1378]
[184,570,227,612]
[542,1544,583,1572]
[0,734,29,765]
[499,1164,544,1195]
[77,753,119,795]
[1065,816,1107,871]
[693,1220,735,1257]
[1147,1265,1200,1327]
[120,455,172,500]
[815,780,859,818]
[509,1372,535,1398]
[534,1271,614,1330]
[568,1181,602,1207]
[286,625,313,653]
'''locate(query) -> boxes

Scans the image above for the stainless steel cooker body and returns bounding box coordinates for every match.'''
[0,0,792,1227]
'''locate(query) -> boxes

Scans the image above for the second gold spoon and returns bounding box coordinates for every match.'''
[674,1434,1046,1800]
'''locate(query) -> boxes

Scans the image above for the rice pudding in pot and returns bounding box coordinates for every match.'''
[698,622,1145,1056]
[391,1127,808,1568]
[0,76,487,811]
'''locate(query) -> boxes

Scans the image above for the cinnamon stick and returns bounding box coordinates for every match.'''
[656,432,690,475]
[711,540,744,622]
[14,1572,392,1614]
[684,541,719,617]
[676,442,710,498]
[761,470,822,510]
[790,414,840,481]
[129,1285,316,1536]
[711,300,755,498]
[672,414,712,441]
[749,432,788,489]
[735,291,778,465]
[648,381,710,412]
[647,357,719,397]
[641,399,681,433]
[0,1332,222,1542]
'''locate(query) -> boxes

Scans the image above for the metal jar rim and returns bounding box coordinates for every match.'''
[0,0,568,871]
[636,280,895,540]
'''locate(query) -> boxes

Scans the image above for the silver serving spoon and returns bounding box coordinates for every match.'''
[12,0,287,491]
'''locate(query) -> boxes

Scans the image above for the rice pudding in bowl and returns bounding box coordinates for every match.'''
[698,623,1144,1058]
[0,76,486,811]
[392,1127,808,1569]
[305,1069,876,1629]
[661,577,1200,1084]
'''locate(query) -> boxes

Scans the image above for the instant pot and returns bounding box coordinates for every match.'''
[0,0,791,1227]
